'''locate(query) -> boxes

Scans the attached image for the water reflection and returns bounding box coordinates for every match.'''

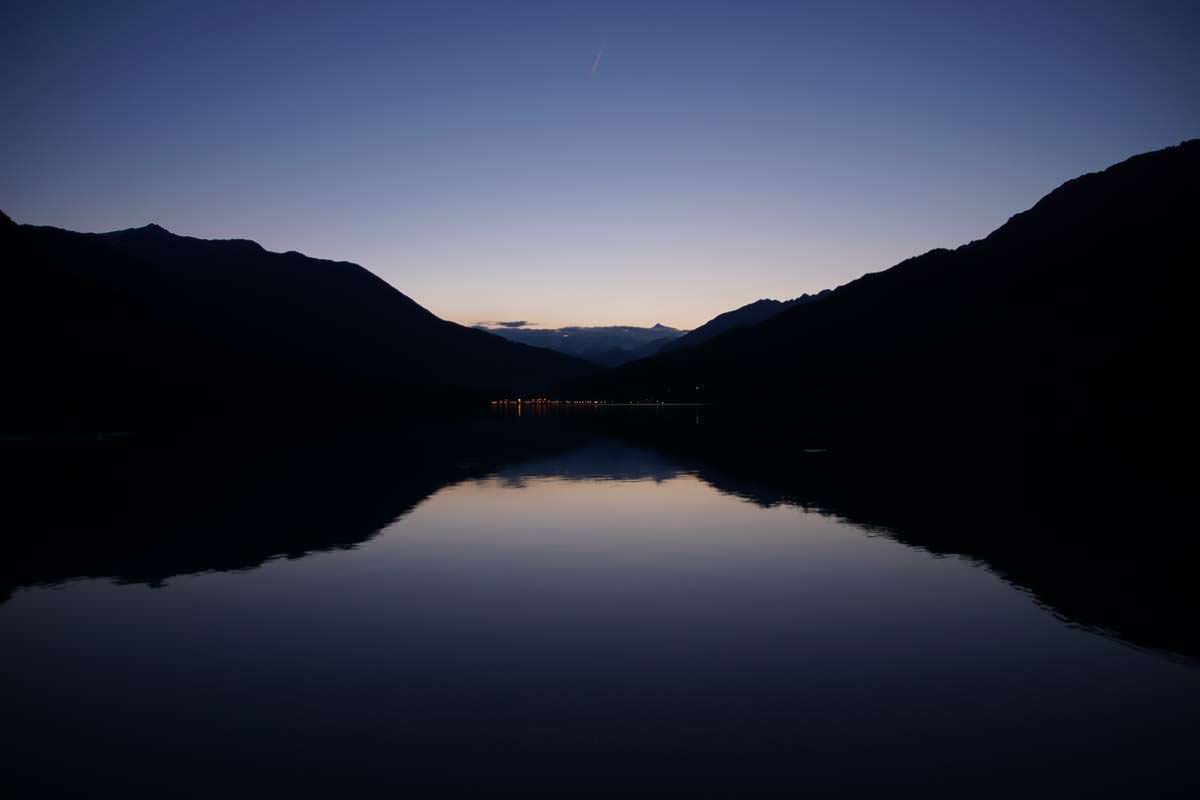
[0,417,589,597]
[1,413,1196,660]
[1,413,1197,795]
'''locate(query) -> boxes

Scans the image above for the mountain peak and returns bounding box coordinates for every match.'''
[112,222,173,237]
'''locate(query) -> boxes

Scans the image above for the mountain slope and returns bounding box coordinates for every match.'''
[574,140,1199,450]
[658,293,829,355]
[0,216,590,432]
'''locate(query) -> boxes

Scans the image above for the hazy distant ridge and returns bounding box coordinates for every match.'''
[479,323,686,366]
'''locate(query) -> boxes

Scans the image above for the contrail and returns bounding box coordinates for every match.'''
[590,46,604,75]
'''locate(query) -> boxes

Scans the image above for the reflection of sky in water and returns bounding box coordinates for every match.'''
[2,452,1198,795]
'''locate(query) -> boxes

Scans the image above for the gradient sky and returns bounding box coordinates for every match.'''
[3,1,1198,328]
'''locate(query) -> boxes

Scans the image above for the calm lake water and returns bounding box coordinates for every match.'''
[2,419,1197,796]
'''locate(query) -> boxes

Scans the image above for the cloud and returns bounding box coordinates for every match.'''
[478,320,531,329]
[590,47,604,75]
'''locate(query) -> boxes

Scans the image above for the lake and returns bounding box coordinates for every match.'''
[2,414,1197,796]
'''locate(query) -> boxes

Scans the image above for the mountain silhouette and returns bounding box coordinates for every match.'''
[478,322,687,366]
[572,140,1199,454]
[0,215,591,433]
[657,293,830,356]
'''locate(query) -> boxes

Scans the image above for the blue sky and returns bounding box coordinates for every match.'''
[3,1,1198,327]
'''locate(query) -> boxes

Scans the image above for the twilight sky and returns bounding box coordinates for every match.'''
[3,1,1198,328]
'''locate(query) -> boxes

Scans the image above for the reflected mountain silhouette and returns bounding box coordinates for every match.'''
[491,440,685,485]
[581,410,1198,662]
[0,417,590,599]
[2,412,1194,661]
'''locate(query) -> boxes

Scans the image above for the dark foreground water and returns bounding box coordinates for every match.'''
[1,415,1197,796]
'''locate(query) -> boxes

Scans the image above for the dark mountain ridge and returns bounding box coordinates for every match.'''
[0,215,591,432]
[573,139,1199,454]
